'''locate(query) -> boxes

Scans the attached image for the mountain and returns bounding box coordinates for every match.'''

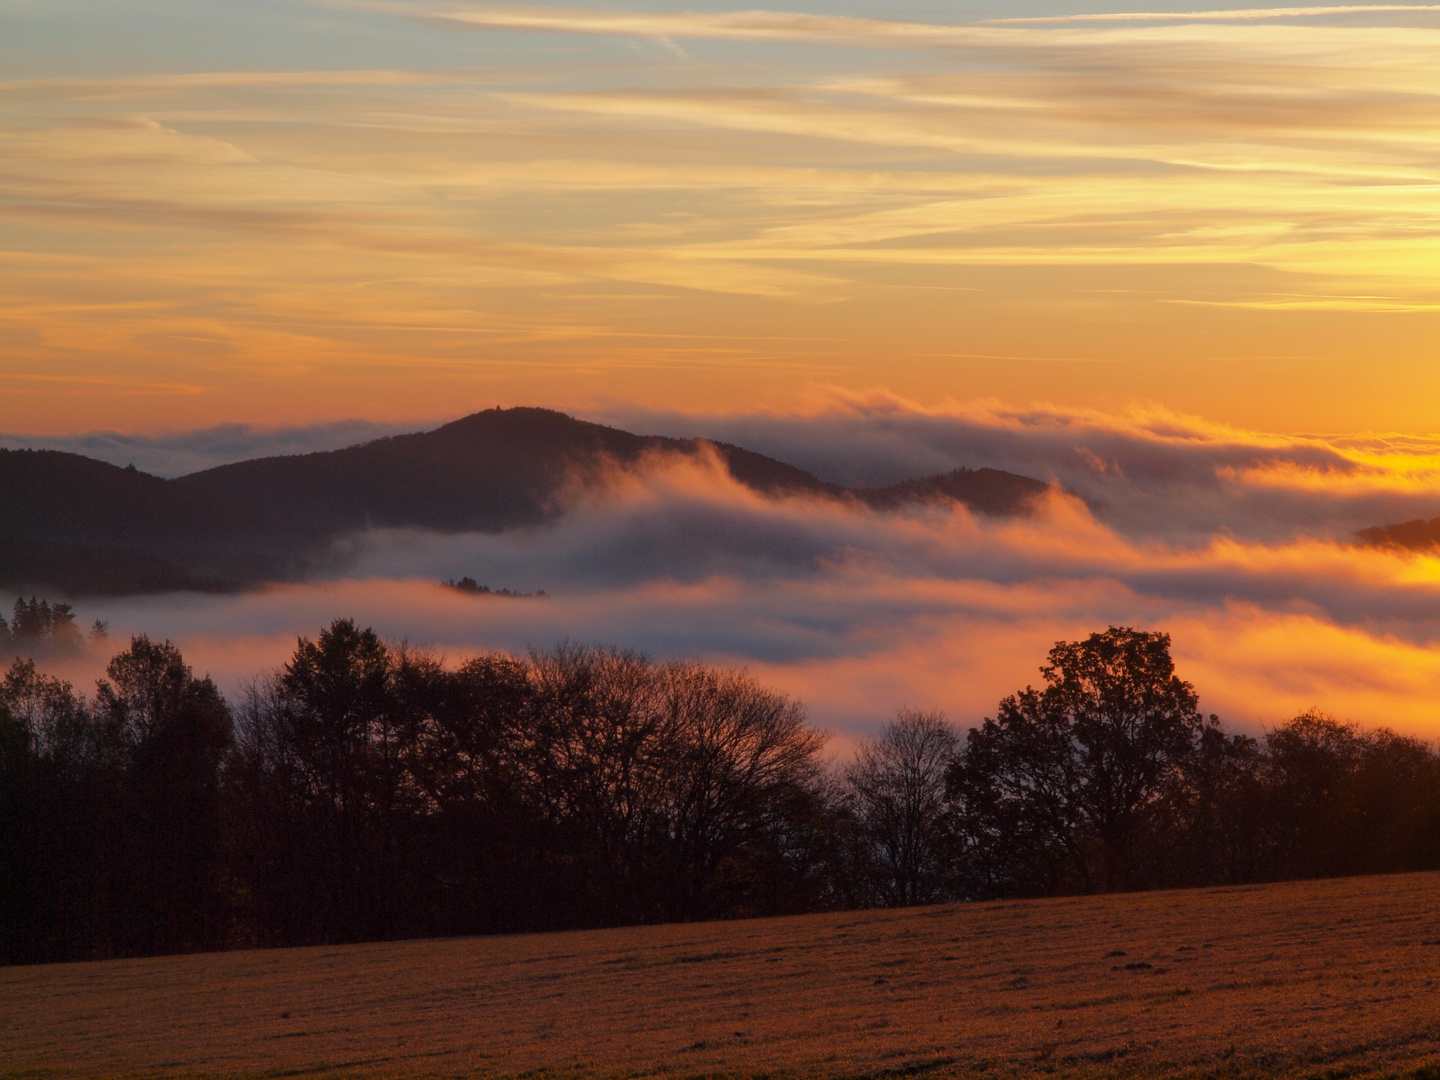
[854,467,1048,516]
[1,408,1051,595]
[0,449,293,595]
[0,537,226,597]
[175,407,841,538]
[0,448,255,551]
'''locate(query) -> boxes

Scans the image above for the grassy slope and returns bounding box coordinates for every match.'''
[4,873,1440,1080]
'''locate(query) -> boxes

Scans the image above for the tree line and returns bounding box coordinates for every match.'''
[0,596,107,656]
[2,621,1438,965]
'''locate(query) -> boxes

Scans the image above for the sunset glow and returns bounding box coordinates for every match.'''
[8,1,1440,741]
[6,1,1440,431]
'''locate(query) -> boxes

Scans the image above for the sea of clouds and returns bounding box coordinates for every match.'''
[19,392,1440,746]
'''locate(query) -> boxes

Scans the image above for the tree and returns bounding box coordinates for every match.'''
[524,642,669,925]
[233,620,437,944]
[416,652,543,933]
[1167,722,1265,887]
[653,660,828,920]
[1258,711,1440,880]
[94,636,234,954]
[7,597,82,654]
[0,661,104,963]
[1,658,92,765]
[842,709,960,906]
[1347,725,1440,874]
[953,627,1206,894]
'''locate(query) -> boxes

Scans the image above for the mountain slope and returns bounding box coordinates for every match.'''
[177,408,844,537]
[3,408,1050,594]
[178,407,1046,532]
[0,449,256,551]
[855,467,1049,516]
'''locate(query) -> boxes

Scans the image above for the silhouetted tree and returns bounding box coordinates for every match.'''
[1347,725,1440,873]
[11,617,1440,965]
[515,646,829,925]
[233,620,435,944]
[94,636,234,954]
[953,627,1206,894]
[1256,711,1440,880]
[523,643,669,925]
[842,709,961,906]
[0,663,57,963]
[652,660,828,920]
[1166,722,1266,887]
[5,597,83,656]
[0,661,106,962]
[415,652,544,933]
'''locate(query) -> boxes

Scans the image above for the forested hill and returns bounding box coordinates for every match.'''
[178,408,1049,531]
[176,407,846,537]
[0,407,1050,594]
[0,451,283,594]
[0,448,257,550]
[1356,516,1440,551]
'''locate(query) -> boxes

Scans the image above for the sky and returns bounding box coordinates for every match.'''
[9,1,1440,742]
[5,0,1440,433]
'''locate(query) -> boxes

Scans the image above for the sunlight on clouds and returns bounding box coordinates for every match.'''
[21,398,1440,740]
[53,454,1440,740]
[7,4,1440,427]
[985,4,1440,23]
[14,3,1440,741]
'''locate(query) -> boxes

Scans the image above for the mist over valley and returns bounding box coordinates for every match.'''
[10,399,1440,739]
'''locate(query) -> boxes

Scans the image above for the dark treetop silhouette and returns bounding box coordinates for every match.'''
[3,619,1438,964]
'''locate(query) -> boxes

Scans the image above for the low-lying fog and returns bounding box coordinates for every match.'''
[19,393,1440,744]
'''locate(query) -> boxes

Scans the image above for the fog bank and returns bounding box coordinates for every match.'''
[17,397,1440,743]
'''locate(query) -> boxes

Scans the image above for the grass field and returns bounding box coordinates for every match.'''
[4,873,1440,1080]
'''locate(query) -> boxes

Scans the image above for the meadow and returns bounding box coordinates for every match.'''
[4,872,1440,1080]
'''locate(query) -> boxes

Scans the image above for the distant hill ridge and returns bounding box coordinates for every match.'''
[176,407,845,537]
[0,407,1050,595]
[1356,517,1440,551]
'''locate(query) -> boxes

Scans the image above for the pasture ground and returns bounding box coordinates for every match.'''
[4,873,1440,1079]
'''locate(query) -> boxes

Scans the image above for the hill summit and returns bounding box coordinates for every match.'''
[0,407,1049,595]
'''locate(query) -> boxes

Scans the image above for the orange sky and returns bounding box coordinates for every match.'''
[5,2,1440,434]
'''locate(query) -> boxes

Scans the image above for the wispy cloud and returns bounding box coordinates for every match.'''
[406,3,1440,41]
[986,4,1440,23]
[396,5,1001,46]
[7,3,1440,429]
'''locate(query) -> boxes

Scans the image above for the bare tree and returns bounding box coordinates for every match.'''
[843,709,961,906]
[656,660,827,919]
[525,642,669,924]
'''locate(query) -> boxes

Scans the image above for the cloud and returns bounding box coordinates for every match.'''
[405,4,1440,43]
[25,428,1440,746]
[0,70,479,100]
[986,5,1440,23]
[396,5,1003,47]
[592,391,1440,545]
[9,2,1440,431]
